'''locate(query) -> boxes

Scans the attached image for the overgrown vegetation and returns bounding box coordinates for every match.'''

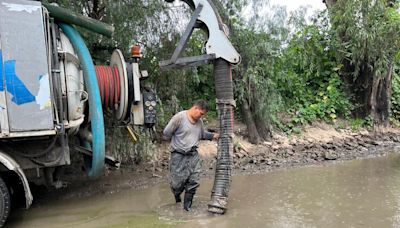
[276,19,352,132]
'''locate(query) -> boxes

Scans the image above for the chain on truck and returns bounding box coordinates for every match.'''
[0,0,240,226]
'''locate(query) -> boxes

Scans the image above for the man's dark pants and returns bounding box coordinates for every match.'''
[169,150,202,209]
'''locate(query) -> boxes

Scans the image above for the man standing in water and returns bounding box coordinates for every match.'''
[163,100,219,211]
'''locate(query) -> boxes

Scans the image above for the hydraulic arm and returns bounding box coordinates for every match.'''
[161,0,240,68]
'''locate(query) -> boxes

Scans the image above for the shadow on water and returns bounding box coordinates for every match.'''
[7,152,400,227]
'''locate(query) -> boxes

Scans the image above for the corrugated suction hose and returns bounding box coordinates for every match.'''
[208,58,234,214]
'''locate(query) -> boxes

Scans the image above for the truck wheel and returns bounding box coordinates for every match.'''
[0,177,10,227]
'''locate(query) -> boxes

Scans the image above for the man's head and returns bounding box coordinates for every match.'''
[188,100,209,122]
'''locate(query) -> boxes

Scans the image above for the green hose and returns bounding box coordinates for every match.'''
[43,3,114,37]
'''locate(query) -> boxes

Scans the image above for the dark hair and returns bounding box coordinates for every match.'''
[193,99,209,111]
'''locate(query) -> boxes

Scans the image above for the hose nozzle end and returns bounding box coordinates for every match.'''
[208,196,228,214]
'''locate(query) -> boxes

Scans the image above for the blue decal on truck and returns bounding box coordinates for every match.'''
[0,50,36,105]
[4,60,35,105]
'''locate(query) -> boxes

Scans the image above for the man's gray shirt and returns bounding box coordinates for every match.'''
[163,111,214,153]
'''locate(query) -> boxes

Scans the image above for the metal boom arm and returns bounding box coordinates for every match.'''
[160,0,240,69]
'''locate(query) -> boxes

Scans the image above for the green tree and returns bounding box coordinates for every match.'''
[325,0,400,127]
[215,0,286,143]
[232,27,283,143]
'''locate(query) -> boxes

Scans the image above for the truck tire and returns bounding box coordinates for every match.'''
[0,177,10,227]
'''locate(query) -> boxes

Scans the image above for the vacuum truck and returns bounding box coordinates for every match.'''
[0,0,156,225]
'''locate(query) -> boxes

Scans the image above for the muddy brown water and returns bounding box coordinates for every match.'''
[7,152,400,228]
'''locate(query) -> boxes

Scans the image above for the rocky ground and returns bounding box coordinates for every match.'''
[35,122,400,202]
[232,127,400,174]
[153,122,400,175]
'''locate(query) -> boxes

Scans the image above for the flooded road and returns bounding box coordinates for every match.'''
[8,153,400,227]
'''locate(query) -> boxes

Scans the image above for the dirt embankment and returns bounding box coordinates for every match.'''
[145,121,400,177]
[51,122,400,200]
[230,124,400,173]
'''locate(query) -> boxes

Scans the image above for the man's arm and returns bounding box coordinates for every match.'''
[202,131,214,140]
[163,114,181,140]
[200,119,219,140]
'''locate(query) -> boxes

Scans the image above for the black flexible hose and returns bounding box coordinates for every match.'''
[208,58,234,214]
[6,136,58,158]
[31,147,65,167]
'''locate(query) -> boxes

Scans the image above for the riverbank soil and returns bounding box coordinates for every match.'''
[38,121,400,202]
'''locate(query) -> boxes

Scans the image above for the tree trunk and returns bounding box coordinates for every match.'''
[370,65,393,126]
[341,57,392,127]
[348,64,374,118]
[241,99,261,144]
[323,0,337,8]
[254,113,272,140]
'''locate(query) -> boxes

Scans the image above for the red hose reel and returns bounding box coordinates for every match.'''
[95,65,120,109]
[94,49,129,121]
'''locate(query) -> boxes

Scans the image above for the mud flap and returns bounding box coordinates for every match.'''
[0,151,33,209]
